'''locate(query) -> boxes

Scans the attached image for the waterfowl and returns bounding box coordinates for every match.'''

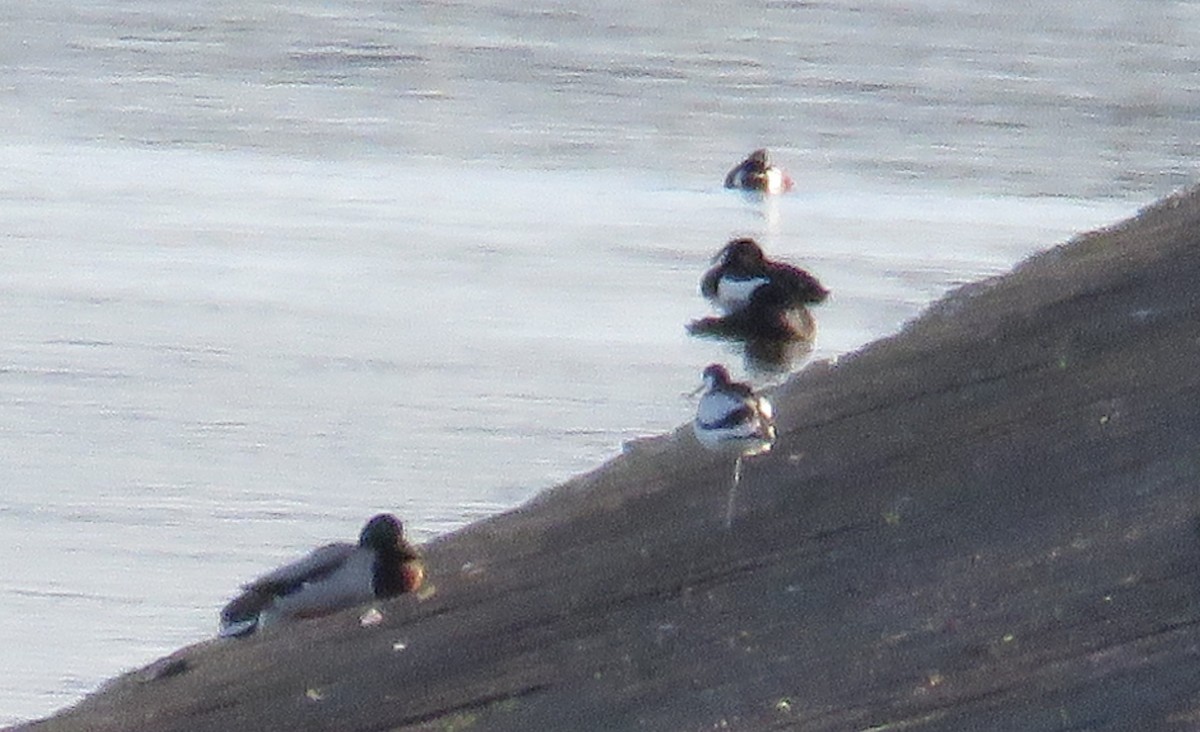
[693,364,777,530]
[723,148,794,194]
[700,238,829,316]
[219,513,424,638]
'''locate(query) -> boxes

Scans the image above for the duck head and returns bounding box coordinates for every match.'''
[714,238,767,268]
[359,514,404,550]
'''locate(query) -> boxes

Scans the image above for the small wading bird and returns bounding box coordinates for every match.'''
[723,148,794,194]
[219,513,424,637]
[692,364,777,529]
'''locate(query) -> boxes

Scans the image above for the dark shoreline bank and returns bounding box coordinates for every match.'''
[15,187,1200,732]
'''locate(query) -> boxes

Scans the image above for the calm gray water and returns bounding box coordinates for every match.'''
[2,0,1195,722]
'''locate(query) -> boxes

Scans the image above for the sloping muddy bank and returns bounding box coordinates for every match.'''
[16,187,1200,732]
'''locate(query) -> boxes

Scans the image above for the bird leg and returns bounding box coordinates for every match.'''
[724,455,744,530]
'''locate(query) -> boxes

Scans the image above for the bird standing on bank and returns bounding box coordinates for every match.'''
[693,364,777,529]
